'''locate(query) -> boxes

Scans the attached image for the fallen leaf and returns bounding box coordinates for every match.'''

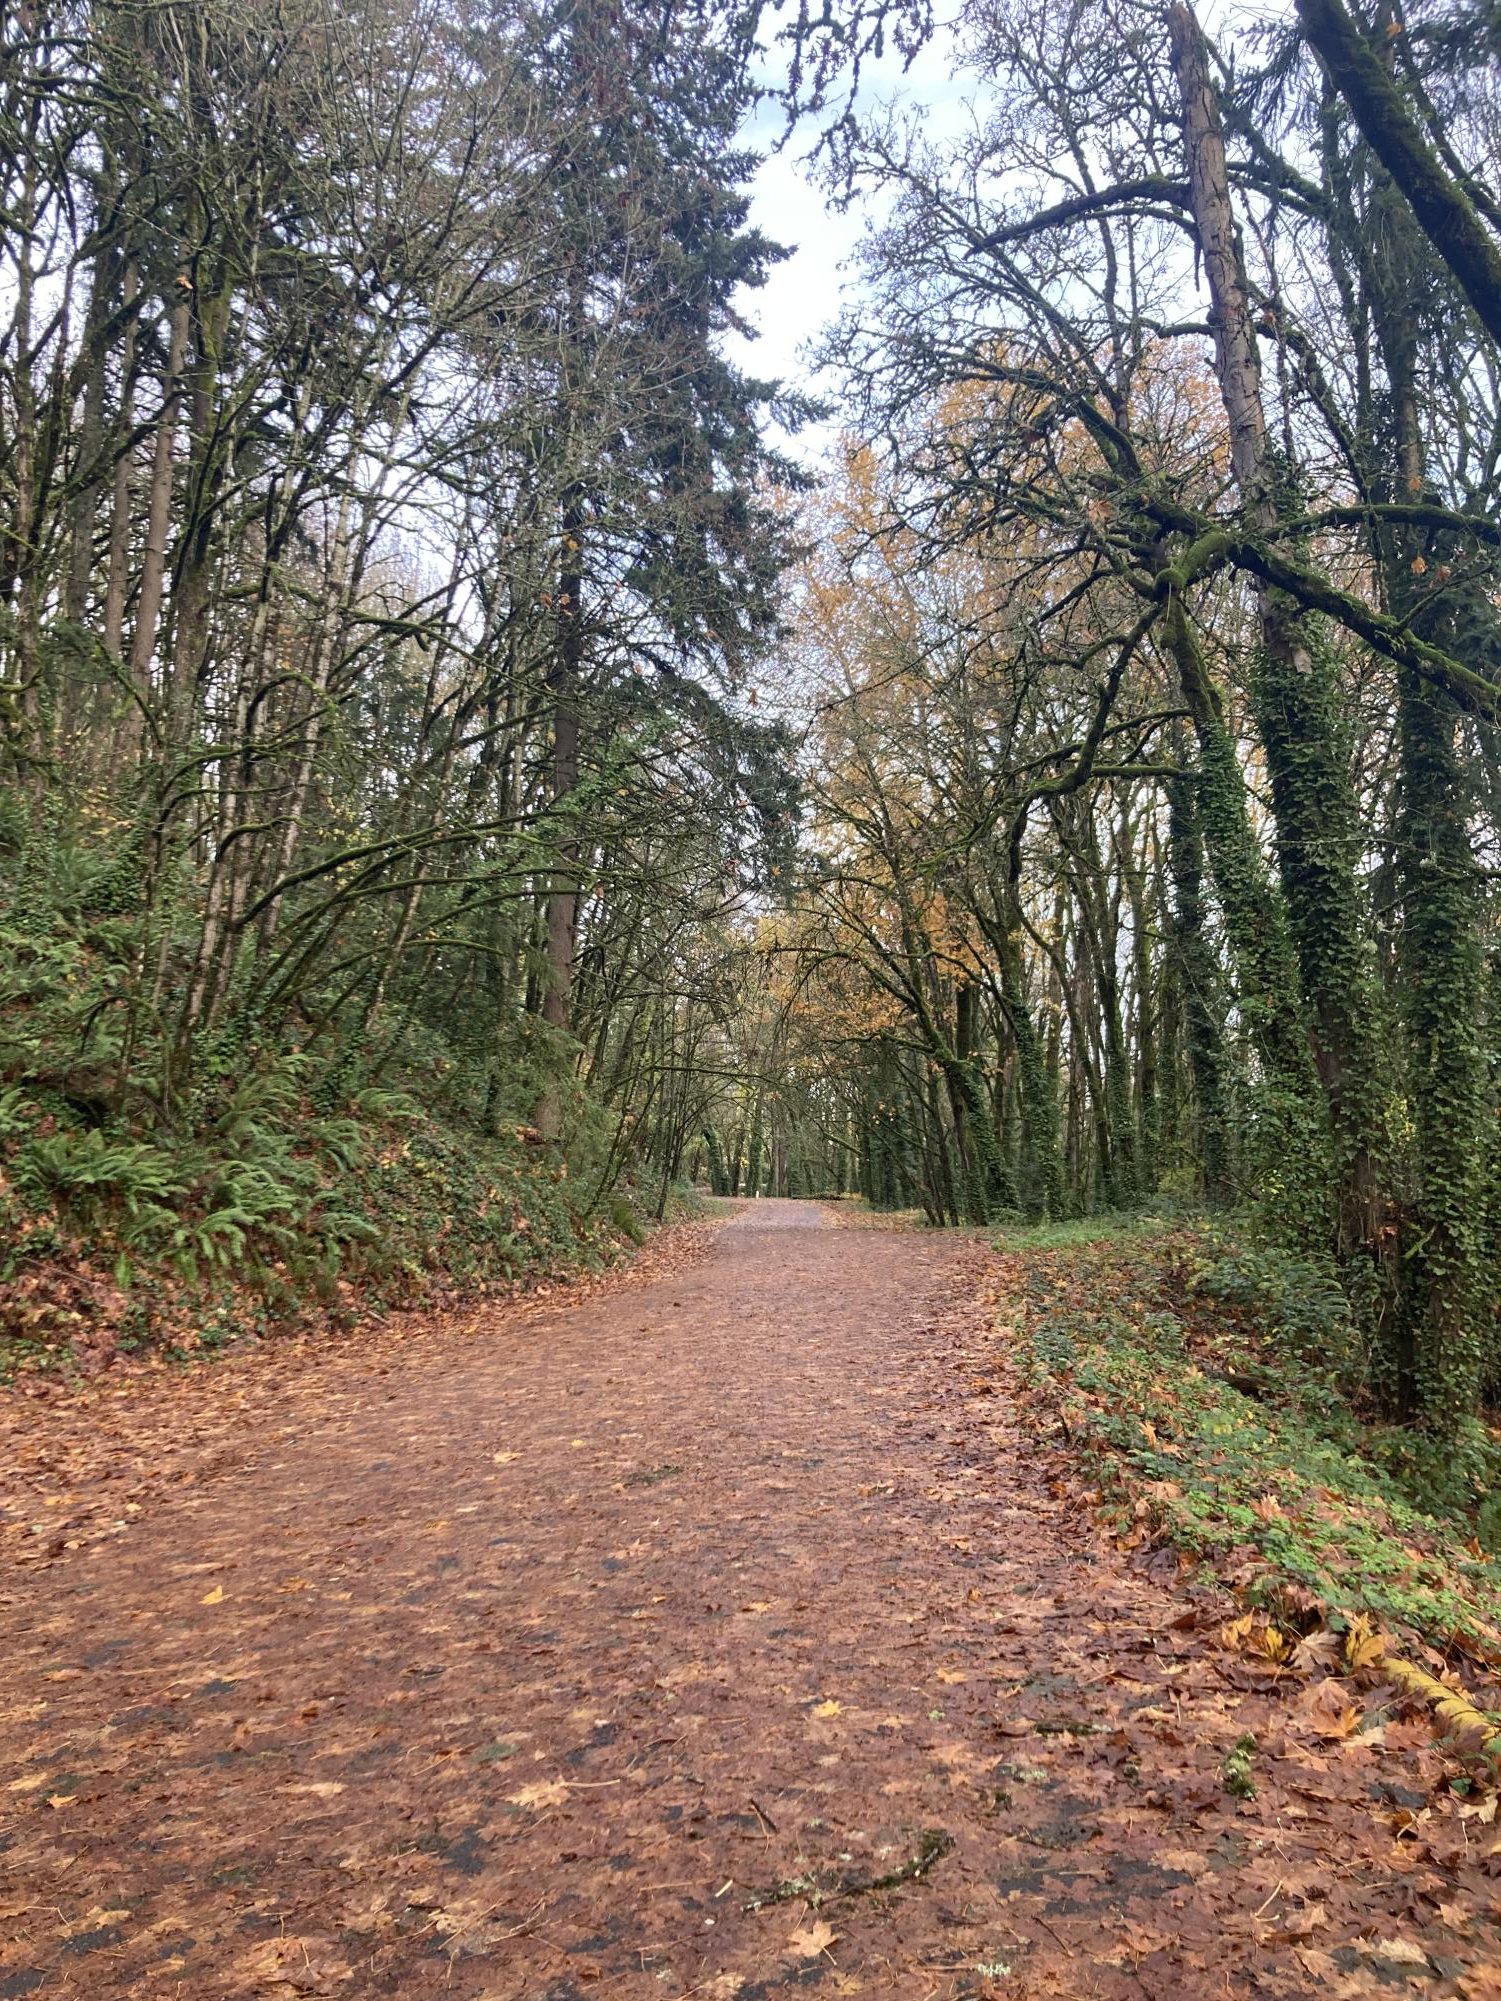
[508,1777,569,1810]
[1343,1615,1388,1671]
[1221,1611,1291,1664]
[1291,1628,1343,1674]
[1364,1938,1429,1968]
[810,1699,842,1719]
[1296,1678,1362,1740]
[1284,1904,1328,1938]
[787,1919,839,1960]
[234,1934,354,1994]
[201,1584,224,1605]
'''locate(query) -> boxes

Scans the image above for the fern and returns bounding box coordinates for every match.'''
[17,1129,185,1223]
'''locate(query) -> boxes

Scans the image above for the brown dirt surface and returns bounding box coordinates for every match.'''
[2,1201,1498,2000]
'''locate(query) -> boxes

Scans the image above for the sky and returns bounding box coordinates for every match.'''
[725,26,973,466]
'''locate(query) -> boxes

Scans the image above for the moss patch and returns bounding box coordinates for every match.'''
[995,1218,1501,1668]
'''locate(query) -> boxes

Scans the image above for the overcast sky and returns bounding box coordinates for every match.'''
[726,28,973,466]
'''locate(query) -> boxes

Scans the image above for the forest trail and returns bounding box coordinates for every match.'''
[4,1206,1496,2001]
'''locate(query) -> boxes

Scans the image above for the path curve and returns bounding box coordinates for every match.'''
[2,1203,1495,1999]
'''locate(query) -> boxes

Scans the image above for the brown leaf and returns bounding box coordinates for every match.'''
[1296,1678,1362,1740]
[1284,1904,1328,1938]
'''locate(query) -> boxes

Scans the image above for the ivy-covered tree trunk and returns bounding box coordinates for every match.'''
[703,1124,730,1197]
[1171,1,1393,1289]
[1057,800,1137,1208]
[1118,803,1160,1196]
[1167,760,1233,1202]
[1156,590,1312,1101]
[1294,0,1501,347]
[744,1091,764,1199]
[1393,663,1486,1423]
[1361,175,1490,1426]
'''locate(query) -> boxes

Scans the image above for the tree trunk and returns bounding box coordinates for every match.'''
[1171,0,1393,1276]
[1167,756,1234,1201]
[1295,0,1501,348]
[129,287,191,722]
[535,494,584,1140]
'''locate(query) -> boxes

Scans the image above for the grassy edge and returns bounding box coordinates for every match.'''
[989,1214,1501,1772]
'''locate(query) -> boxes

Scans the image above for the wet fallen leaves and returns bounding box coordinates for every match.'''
[1,1201,1498,1998]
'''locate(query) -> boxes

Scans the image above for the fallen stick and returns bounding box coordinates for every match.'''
[742,1829,953,1913]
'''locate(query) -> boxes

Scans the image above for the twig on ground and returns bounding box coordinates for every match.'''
[742,1828,954,1913]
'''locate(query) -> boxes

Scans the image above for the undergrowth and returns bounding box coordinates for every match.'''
[995,1216,1501,1666]
[0,1062,662,1377]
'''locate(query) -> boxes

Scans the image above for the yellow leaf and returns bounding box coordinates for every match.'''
[201,1585,224,1605]
[810,1699,842,1719]
[508,1777,569,1810]
[787,1919,839,1959]
[1220,1612,1290,1663]
[1366,1938,1430,1968]
[1343,1615,1388,1671]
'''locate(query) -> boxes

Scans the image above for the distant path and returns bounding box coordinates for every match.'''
[3,1202,1493,1997]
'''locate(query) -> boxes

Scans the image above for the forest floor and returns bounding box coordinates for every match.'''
[2,1201,1499,2001]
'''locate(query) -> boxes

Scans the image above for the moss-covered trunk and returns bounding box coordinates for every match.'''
[1167,761,1234,1202]
[1171,1,1393,1287]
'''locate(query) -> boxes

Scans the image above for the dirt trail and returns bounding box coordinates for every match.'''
[2,1204,1496,2000]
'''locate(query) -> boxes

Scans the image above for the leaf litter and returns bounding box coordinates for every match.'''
[0,1198,1497,1997]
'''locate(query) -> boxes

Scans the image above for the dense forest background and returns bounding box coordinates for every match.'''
[5,0,1501,1485]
